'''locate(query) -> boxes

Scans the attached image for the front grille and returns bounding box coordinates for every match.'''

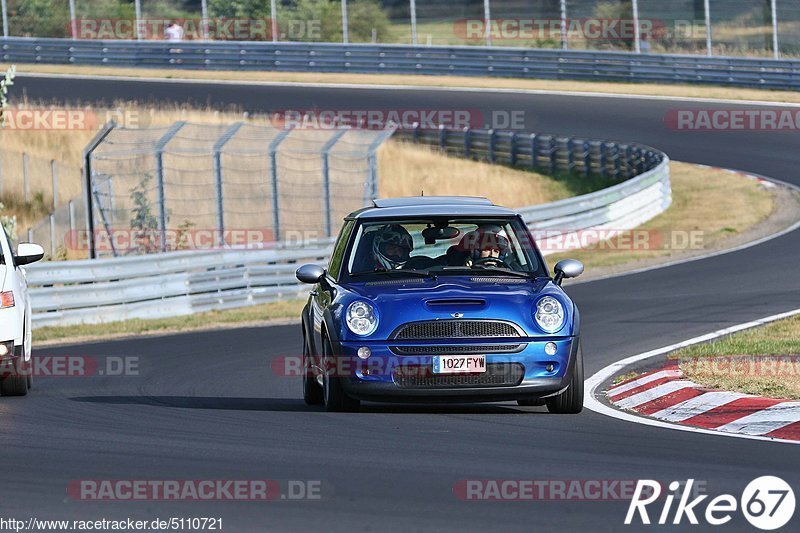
[393,363,525,388]
[393,320,520,340]
[390,344,525,355]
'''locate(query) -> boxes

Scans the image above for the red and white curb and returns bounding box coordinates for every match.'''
[607,363,800,441]
[584,307,800,445]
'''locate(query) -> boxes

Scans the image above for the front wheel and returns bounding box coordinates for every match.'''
[302,332,324,406]
[546,342,584,414]
[322,338,360,413]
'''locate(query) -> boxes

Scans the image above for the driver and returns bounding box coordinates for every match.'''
[371,224,413,270]
[458,224,510,267]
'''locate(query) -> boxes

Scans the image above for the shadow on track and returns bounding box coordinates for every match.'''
[70,396,541,414]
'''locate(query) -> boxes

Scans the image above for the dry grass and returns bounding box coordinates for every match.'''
[9,64,800,104]
[377,141,571,206]
[547,162,774,269]
[671,314,800,399]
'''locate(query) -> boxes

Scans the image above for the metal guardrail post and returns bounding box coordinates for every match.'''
[530,134,538,171]
[412,122,420,143]
[321,129,348,239]
[51,159,58,209]
[68,199,75,239]
[154,121,186,253]
[438,124,447,151]
[49,214,55,258]
[268,126,293,243]
[212,122,244,248]
[82,121,117,259]
[488,129,496,164]
[22,152,29,202]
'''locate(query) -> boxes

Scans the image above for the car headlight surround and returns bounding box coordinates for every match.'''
[534,296,565,333]
[346,300,378,336]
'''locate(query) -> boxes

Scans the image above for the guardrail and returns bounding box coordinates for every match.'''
[5,37,800,90]
[24,127,669,328]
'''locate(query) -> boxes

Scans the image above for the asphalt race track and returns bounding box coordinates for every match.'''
[4,76,800,531]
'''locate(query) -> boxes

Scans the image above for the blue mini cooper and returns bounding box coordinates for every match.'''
[296,197,585,413]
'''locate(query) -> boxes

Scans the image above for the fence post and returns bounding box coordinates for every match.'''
[321,129,348,239]
[341,0,349,44]
[268,126,293,243]
[270,0,278,42]
[365,126,396,205]
[68,199,75,240]
[483,0,491,47]
[530,133,538,170]
[49,214,56,258]
[212,122,244,248]
[81,121,116,259]
[51,159,58,209]
[409,0,418,45]
[487,129,496,163]
[22,152,29,202]
[703,0,712,56]
[153,121,186,253]
[559,0,568,50]
[771,0,780,59]
[412,122,420,143]
[438,124,447,151]
[632,0,641,53]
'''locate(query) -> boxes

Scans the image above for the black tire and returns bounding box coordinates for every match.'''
[517,398,546,407]
[322,337,360,412]
[546,342,584,414]
[1,353,29,397]
[302,331,324,406]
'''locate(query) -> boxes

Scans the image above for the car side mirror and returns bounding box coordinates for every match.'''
[296,264,326,284]
[16,243,45,266]
[553,259,584,286]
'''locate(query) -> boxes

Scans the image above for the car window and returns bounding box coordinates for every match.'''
[328,220,355,281]
[347,218,543,277]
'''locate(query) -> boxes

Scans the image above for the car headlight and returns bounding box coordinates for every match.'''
[534,296,565,333]
[346,301,378,336]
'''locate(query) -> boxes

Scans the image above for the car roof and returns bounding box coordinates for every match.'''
[348,196,519,219]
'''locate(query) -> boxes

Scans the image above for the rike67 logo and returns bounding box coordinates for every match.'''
[626,477,795,530]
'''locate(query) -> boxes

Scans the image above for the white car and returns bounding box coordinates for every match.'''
[0,226,44,396]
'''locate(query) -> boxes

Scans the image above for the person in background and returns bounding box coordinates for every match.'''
[165,22,184,42]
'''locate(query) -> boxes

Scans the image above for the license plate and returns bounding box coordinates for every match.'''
[432,355,486,374]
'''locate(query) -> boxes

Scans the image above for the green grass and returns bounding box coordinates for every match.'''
[35,299,306,344]
[670,314,800,399]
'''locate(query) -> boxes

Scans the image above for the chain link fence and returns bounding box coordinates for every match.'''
[75,121,394,259]
[4,1,799,58]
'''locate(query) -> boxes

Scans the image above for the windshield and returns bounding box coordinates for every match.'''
[347,218,544,278]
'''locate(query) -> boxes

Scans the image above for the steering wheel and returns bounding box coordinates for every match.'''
[473,256,512,269]
[404,255,436,270]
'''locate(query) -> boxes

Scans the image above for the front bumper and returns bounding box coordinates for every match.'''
[331,337,578,402]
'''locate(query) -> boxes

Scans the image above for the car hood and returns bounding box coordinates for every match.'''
[341,276,573,339]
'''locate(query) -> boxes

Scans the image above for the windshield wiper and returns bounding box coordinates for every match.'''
[350,269,436,279]
[437,266,534,279]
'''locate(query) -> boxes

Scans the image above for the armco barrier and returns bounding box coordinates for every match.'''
[24,128,669,328]
[4,38,800,90]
